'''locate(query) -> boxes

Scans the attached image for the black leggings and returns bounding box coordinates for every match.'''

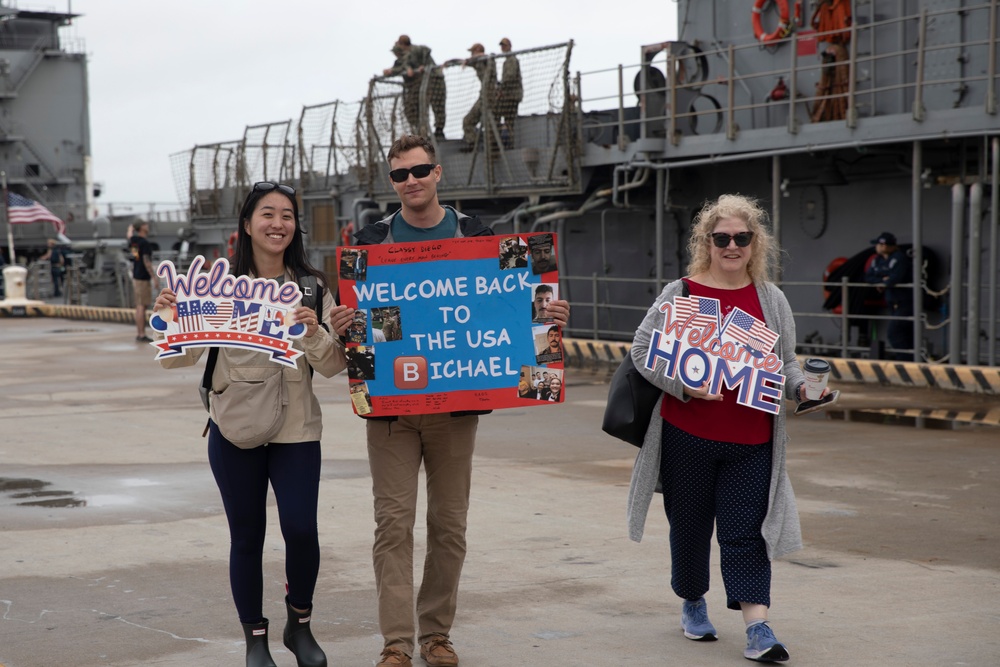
[659,420,773,610]
[208,421,321,623]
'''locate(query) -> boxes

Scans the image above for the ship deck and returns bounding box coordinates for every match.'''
[0,316,997,666]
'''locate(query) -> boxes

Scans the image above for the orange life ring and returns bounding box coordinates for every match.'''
[227,230,238,257]
[752,0,791,44]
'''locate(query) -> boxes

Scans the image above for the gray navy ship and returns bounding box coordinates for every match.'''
[3,0,999,368]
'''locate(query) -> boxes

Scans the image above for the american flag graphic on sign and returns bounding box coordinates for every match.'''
[176,300,205,333]
[722,308,780,352]
[203,300,234,329]
[672,295,720,332]
[234,305,260,332]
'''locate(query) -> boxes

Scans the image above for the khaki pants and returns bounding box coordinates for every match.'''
[366,414,478,653]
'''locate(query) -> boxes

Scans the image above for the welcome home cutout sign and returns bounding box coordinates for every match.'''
[148,256,307,367]
[643,295,786,414]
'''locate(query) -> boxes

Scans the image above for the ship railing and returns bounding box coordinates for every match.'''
[297,99,365,191]
[173,133,299,219]
[360,41,580,197]
[558,273,978,364]
[97,204,189,224]
[576,2,999,146]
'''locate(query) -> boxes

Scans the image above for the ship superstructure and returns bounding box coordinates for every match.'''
[170,0,998,366]
[0,2,90,253]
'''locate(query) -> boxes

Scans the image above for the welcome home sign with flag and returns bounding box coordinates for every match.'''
[642,295,786,414]
[147,256,308,367]
[6,192,66,235]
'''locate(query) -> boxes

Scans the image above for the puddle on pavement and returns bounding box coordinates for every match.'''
[0,477,87,508]
[827,410,999,430]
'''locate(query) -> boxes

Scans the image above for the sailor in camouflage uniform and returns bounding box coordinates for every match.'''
[494,37,522,148]
[460,43,497,151]
[384,35,446,139]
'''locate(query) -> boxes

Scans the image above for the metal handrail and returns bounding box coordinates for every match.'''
[577,3,1000,140]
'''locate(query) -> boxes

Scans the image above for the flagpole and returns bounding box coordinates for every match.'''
[2,171,14,265]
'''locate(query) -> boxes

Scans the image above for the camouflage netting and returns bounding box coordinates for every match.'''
[297,100,365,189]
[171,42,579,214]
[361,42,578,196]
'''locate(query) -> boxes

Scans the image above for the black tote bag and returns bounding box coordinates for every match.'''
[601,353,661,448]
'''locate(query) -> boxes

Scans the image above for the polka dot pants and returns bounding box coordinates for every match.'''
[659,420,772,610]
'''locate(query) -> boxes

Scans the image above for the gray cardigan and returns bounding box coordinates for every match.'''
[625,279,805,560]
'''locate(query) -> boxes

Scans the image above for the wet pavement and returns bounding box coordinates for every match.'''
[0,317,998,666]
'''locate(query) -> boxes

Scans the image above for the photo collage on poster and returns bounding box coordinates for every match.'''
[503,232,564,404]
[339,232,565,415]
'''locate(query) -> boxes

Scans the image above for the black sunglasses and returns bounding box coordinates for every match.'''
[388,163,437,183]
[253,181,296,196]
[710,231,754,248]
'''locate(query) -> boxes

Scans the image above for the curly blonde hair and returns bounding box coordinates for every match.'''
[686,194,778,283]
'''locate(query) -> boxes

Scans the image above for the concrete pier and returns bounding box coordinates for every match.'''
[0,317,997,666]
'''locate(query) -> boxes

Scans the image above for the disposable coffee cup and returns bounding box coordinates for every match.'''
[802,358,831,400]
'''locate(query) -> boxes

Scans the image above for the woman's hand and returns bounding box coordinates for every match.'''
[329,305,356,338]
[683,381,723,402]
[292,306,322,338]
[153,287,176,313]
[548,299,570,327]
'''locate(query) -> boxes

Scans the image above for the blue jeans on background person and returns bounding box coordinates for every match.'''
[207,422,322,623]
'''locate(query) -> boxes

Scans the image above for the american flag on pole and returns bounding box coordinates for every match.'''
[672,295,720,331]
[176,300,205,333]
[6,192,66,235]
[722,308,780,353]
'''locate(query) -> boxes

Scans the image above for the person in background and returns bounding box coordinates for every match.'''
[129,221,159,342]
[460,43,497,152]
[41,238,66,297]
[338,134,569,667]
[494,37,522,148]
[153,182,352,667]
[627,194,821,663]
[384,35,447,139]
[864,231,914,360]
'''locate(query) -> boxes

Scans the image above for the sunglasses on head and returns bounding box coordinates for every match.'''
[253,181,296,196]
[388,163,436,183]
[710,231,754,248]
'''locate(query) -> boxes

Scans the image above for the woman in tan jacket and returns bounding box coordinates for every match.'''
[154,182,351,667]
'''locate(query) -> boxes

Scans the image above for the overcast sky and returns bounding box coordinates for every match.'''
[66,1,678,211]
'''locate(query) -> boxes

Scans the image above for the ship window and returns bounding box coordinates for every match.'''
[25,164,40,177]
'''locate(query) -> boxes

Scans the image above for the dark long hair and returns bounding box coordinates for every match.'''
[231,182,328,288]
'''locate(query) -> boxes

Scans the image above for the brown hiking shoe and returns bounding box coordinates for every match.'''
[420,635,458,666]
[377,647,412,667]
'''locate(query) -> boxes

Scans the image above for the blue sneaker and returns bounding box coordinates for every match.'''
[680,597,717,641]
[744,622,789,662]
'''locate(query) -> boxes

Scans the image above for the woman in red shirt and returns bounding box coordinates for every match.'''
[628,194,819,663]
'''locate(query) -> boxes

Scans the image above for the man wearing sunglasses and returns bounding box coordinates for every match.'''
[348,134,569,667]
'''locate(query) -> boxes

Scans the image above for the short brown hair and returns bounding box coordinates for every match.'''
[387,134,436,163]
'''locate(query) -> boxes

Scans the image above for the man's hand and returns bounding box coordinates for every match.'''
[547,299,570,327]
